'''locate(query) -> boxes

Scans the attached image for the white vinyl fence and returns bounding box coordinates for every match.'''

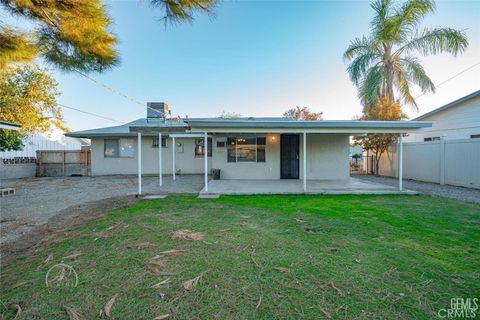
[376,138,480,189]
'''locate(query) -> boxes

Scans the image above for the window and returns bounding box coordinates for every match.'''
[104,138,135,158]
[195,138,212,157]
[152,137,167,148]
[104,139,118,157]
[424,137,440,142]
[227,137,266,162]
[471,134,480,139]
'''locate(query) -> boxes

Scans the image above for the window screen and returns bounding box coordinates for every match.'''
[152,137,167,148]
[104,139,134,158]
[104,139,119,157]
[195,138,212,157]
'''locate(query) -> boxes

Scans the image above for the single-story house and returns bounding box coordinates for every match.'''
[404,90,480,142]
[67,103,431,194]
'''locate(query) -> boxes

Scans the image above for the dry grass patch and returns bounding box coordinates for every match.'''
[170,230,204,241]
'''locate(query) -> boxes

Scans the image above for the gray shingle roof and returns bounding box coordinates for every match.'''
[186,119,432,129]
[66,117,431,138]
[66,118,188,138]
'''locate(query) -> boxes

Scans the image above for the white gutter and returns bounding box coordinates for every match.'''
[0,122,21,131]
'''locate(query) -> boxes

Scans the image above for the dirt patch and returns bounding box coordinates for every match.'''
[0,195,138,264]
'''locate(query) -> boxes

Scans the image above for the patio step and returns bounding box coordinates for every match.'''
[197,194,220,199]
[142,195,168,199]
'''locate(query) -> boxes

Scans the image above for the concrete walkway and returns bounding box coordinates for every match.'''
[354,175,480,204]
[201,177,415,195]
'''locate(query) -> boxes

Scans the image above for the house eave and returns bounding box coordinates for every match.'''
[413,90,480,120]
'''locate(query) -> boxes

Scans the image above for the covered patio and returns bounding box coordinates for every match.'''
[200,177,416,195]
[128,118,431,196]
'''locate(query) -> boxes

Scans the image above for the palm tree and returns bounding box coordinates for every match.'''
[344,0,468,111]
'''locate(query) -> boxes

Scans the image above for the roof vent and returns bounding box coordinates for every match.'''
[147,102,168,118]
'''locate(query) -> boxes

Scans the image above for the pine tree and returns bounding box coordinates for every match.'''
[0,0,217,72]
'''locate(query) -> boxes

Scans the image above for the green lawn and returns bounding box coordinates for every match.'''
[1,195,479,319]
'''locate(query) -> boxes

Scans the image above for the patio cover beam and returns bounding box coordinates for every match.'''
[204,132,208,192]
[159,132,162,186]
[303,132,307,192]
[398,135,403,191]
[137,132,142,195]
[172,136,176,181]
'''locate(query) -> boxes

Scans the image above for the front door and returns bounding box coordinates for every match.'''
[280,134,299,179]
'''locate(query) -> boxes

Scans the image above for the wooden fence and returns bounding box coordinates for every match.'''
[36,150,91,177]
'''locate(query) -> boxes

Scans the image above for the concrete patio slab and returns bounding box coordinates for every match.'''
[200,177,417,195]
[142,195,168,199]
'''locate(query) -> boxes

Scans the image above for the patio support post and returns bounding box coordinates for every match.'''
[172,136,176,181]
[159,132,162,186]
[204,132,208,192]
[303,132,307,192]
[398,135,403,191]
[137,132,142,195]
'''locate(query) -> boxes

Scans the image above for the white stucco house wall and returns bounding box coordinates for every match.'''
[404,90,480,142]
[66,103,431,193]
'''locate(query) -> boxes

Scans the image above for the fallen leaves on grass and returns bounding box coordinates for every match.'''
[127,242,155,250]
[272,266,290,273]
[65,306,81,320]
[147,257,166,276]
[303,226,317,233]
[158,249,185,256]
[63,251,82,260]
[8,301,25,320]
[255,296,262,309]
[43,253,53,264]
[93,232,108,239]
[328,281,344,296]
[36,253,54,272]
[100,294,118,318]
[11,281,32,289]
[154,314,170,320]
[251,248,261,268]
[170,230,205,241]
[182,271,207,291]
[34,234,63,249]
[151,278,171,289]
[319,306,332,319]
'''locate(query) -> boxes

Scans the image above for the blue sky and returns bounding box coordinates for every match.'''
[8,0,480,130]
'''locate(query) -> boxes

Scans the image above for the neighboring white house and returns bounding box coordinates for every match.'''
[404,90,480,142]
[0,119,89,159]
[67,102,430,194]
[374,91,480,189]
